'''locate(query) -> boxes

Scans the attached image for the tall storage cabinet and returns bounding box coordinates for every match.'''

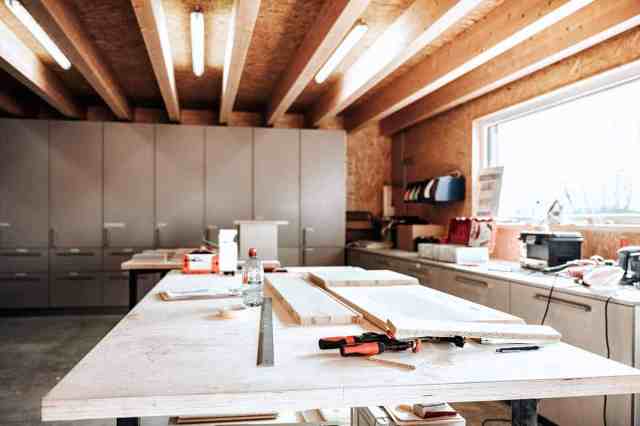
[205,126,253,243]
[300,129,346,266]
[253,128,300,265]
[155,124,205,248]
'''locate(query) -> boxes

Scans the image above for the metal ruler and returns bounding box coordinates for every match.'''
[257,297,274,367]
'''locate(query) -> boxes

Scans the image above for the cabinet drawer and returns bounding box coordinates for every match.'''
[394,261,439,286]
[103,248,148,271]
[437,270,510,313]
[0,248,49,272]
[50,248,103,271]
[510,283,633,426]
[0,272,48,308]
[50,272,103,307]
[103,272,129,306]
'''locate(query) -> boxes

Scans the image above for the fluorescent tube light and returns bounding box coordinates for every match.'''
[4,0,71,70]
[191,9,205,77]
[315,22,367,84]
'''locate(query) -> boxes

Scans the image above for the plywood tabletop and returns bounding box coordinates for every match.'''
[42,271,640,421]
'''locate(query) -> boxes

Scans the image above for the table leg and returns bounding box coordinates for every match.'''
[512,399,538,426]
[117,418,140,426]
[128,270,138,311]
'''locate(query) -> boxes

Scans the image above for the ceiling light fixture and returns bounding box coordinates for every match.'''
[315,21,367,84]
[4,0,71,70]
[191,8,205,77]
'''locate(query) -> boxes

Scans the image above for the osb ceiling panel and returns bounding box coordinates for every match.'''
[71,0,162,107]
[347,0,506,110]
[0,2,96,97]
[235,0,328,112]
[163,0,232,109]
[291,0,415,112]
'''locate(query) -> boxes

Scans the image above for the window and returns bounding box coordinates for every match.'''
[475,61,640,226]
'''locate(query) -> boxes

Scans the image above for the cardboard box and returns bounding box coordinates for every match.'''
[396,224,445,251]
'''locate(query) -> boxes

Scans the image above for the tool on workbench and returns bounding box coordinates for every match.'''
[319,332,467,357]
[257,297,274,367]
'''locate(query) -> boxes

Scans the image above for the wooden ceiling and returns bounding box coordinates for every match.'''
[0,0,638,134]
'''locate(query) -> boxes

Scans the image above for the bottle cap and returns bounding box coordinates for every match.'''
[248,248,257,258]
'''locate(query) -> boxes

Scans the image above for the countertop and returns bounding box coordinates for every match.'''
[348,247,640,307]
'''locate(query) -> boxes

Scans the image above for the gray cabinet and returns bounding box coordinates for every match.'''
[205,127,253,241]
[0,119,49,247]
[302,247,344,267]
[50,272,102,307]
[300,129,346,256]
[104,123,155,247]
[49,121,103,247]
[0,249,49,273]
[0,273,48,308]
[437,269,510,314]
[155,124,205,248]
[103,271,129,306]
[254,128,300,250]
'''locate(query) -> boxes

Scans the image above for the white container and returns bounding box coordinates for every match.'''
[218,229,238,274]
[418,243,489,264]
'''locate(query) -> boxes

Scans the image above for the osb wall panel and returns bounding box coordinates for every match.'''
[347,123,392,217]
[398,26,640,259]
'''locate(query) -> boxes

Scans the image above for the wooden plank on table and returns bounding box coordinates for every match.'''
[324,284,524,332]
[388,318,561,342]
[265,276,361,325]
[309,269,418,288]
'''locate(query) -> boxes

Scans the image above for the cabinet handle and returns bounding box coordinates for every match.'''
[103,228,109,248]
[455,275,489,288]
[109,251,136,256]
[1,252,41,257]
[0,274,41,283]
[56,252,95,257]
[303,227,314,247]
[155,228,160,247]
[57,275,97,281]
[49,228,55,248]
[533,294,592,312]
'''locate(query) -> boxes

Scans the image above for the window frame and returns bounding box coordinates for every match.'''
[472,58,640,229]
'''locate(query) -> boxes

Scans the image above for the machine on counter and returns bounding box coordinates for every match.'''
[519,231,583,271]
[618,246,640,285]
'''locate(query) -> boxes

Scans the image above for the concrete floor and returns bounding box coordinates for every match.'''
[0,315,510,426]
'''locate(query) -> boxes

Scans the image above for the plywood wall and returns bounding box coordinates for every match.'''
[395,26,640,259]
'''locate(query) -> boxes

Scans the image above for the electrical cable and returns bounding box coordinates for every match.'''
[540,276,558,325]
[603,296,612,426]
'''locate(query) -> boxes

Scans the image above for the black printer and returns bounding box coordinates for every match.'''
[519,231,584,270]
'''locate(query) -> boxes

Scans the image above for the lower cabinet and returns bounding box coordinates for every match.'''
[302,247,344,266]
[510,283,633,426]
[50,272,103,307]
[279,248,301,267]
[103,272,129,306]
[436,269,510,314]
[392,259,440,287]
[0,273,49,308]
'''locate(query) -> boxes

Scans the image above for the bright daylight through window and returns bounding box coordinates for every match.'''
[483,76,640,226]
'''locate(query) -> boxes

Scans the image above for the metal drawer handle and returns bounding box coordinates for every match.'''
[57,275,97,281]
[455,276,489,288]
[1,252,41,257]
[534,294,592,312]
[0,276,41,282]
[56,252,95,257]
[109,251,136,256]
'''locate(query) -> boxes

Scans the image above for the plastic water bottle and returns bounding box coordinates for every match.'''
[242,248,264,306]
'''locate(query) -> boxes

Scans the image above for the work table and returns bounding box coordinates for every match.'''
[348,247,640,306]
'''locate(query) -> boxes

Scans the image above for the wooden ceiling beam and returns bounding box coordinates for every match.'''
[219,0,261,124]
[265,0,370,125]
[0,89,26,116]
[22,0,132,120]
[0,20,82,118]
[380,0,640,136]
[131,0,180,122]
[344,0,595,132]
[307,0,486,127]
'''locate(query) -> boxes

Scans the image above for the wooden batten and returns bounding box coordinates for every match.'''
[133,107,169,123]
[307,0,487,126]
[228,111,264,127]
[219,0,261,124]
[343,0,592,132]
[22,0,132,121]
[265,0,371,125]
[87,105,117,122]
[381,0,640,136]
[131,0,180,122]
[180,109,217,126]
[272,113,305,129]
[0,20,82,118]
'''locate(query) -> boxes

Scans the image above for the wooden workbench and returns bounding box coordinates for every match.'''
[42,271,640,426]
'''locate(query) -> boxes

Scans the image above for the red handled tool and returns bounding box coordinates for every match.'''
[319,332,467,357]
[318,332,389,350]
[339,339,418,357]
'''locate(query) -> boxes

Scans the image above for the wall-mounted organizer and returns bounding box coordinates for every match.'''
[403,175,465,204]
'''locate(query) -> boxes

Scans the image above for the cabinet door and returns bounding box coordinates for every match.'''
[510,283,633,426]
[103,272,129,306]
[0,119,49,247]
[104,123,155,247]
[300,129,345,247]
[0,273,48,308]
[303,247,344,266]
[205,127,253,241]
[254,128,299,248]
[50,272,103,307]
[279,248,300,267]
[50,121,103,247]
[156,124,205,248]
[437,270,510,313]
[394,260,440,287]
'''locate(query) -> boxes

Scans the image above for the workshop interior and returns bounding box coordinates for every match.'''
[2,1,640,425]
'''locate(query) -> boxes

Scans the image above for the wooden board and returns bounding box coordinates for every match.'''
[388,318,561,342]
[309,269,418,288]
[41,271,640,421]
[324,284,523,331]
[171,411,298,425]
[265,276,361,325]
